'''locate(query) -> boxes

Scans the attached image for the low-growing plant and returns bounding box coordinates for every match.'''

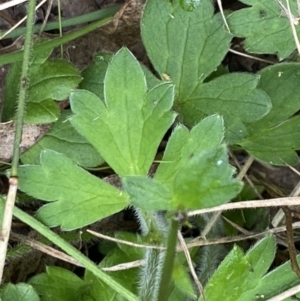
[1,0,300,300]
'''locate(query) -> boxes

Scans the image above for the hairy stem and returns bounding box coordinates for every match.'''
[156,218,179,301]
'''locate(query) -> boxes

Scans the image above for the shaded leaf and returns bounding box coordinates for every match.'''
[21,111,104,168]
[29,266,86,301]
[240,63,300,165]
[0,283,39,301]
[80,53,113,101]
[24,99,60,124]
[28,60,81,103]
[228,0,299,59]
[3,58,81,122]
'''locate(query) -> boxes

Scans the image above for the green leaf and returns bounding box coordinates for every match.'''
[171,144,242,209]
[29,266,86,301]
[123,176,172,210]
[141,64,162,90]
[241,116,300,165]
[71,48,176,176]
[252,255,300,300]
[255,64,300,129]
[201,245,251,301]
[180,73,272,143]
[155,115,225,189]
[0,283,39,301]
[238,236,276,300]
[228,0,299,59]
[79,53,113,101]
[240,63,300,165]
[24,99,60,124]
[141,0,232,100]
[21,111,104,168]
[18,150,128,230]
[3,58,81,122]
[201,236,281,301]
[124,116,242,211]
[28,60,81,103]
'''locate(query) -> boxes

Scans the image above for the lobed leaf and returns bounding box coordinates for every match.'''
[29,266,85,301]
[71,48,176,176]
[228,0,300,60]
[0,283,39,301]
[141,0,232,100]
[18,150,128,230]
[180,73,271,143]
[201,236,276,301]
[124,115,242,211]
[240,63,300,165]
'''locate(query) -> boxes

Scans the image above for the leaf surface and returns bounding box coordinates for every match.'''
[21,111,104,168]
[0,283,39,301]
[71,48,176,176]
[240,63,300,165]
[180,73,271,142]
[141,0,232,99]
[228,0,299,59]
[18,150,128,230]
[124,115,242,211]
[201,236,276,301]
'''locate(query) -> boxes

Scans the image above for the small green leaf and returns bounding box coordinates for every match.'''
[29,266,85,301]
[71,48,176,176]
[21,111,104,168]
[238,235,276,300]
[201,236,283,301]
[252,254,300,299]
[228,0,299,59]
[180,73,272,143]
[141,0,232,99]
[0,283,39,301]
[18,150,128,230]
[141,64,162,90]
[155,115,225,189]
[240,63,300,165]
[123,176,172,210]
[124,116,242,211]
[28,60,81,103]
[3,58,81,121]
[24,99,60,124]
[80,53,113,100]
[201,245,251,301]
[241,116,300,165]
[171,144,242,209]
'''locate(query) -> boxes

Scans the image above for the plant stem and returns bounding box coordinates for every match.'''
[0,0,37,282]
[156,218,179,301]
